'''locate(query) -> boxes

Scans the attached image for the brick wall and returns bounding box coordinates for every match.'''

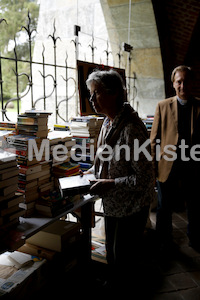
[152,0,200,97]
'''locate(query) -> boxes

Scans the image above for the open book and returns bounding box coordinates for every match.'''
[7,251,33,269]
[59,174,96,197]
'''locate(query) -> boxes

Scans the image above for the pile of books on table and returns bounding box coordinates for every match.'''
[0,150,24,232]
[33,130,79,217]
[70,116,104,171]
[48,130,75,167]
[52,161,80,178]
[0,121,16,132]
[17,111,49,138]
[5,110,52,217]
[48,129,78,185]
[35,189,74,217]
[70,116,96,137]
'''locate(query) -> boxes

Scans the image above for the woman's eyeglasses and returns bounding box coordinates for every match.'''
[89,91,97,103]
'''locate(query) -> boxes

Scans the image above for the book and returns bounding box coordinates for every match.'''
[70,116,96,138]
[7,251,33,269]
[0,208,25,225]
[4,147,28,158]
[38,180,53,190]
[0,149,16,163]
[17,156,46,166]
[22,192,39,203]
[53,161,79,171]
[54,124,70,131]
[64,139,76,148]
[7,134,41,145]
[25,109,52,117]
[0,204,22,217]
[18,164,42,175]
[0,195,23,209]
[35,189,70,217]
[0,121,16,129]
[17,129,48,138]
[17,116,47,126]
[70,122,95,128]
[0,175,18,189]
[52,161,80,177]
[71,133,95,138]
[19,201,35,210]
[53,169,79,178]
[0,191,16,203]
[18,168,50,181]
[0,183,18,196]
[71,116,96,123]
[48,130,73,144]
[18,179,38,191]
[17,124,47,132]
[59,173,96,197]
[0,160,17,170]
[79,162,93,171]
[0,166,19,179]
[0,127,14,131]
[9,209,25,221]
[17,186,38,196]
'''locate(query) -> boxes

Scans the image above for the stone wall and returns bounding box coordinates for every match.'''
[101,0,165,117]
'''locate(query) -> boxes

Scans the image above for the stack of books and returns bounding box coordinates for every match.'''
[5,110,52,217]
[0,121,16,132]
[16,110,50,138]
[53,123,70,131]
[33,131,78,216]
[37,161,54,195]
[0,150,24,231]
[142,115,154,133]
[48,130,75,166]
[52,161,80,178]
[70,116,96,138]
[72,136,95,171]
[70,116,104,171]
[35,190,74,217]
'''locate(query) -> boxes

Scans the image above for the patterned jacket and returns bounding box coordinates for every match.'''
[89,102,155,217]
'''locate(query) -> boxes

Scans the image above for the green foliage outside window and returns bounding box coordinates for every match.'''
[0,0,39,104]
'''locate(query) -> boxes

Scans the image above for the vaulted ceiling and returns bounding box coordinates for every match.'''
[152,0,200,98]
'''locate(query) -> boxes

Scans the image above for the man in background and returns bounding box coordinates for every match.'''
[151,65,200,253]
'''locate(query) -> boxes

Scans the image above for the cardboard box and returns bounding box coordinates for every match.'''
[26,220,80,252]
[18,243,56,260]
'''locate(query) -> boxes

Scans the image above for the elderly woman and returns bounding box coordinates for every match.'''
[85,69,154,291]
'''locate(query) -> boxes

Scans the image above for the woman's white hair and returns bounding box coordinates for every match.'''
[86,69,127,105]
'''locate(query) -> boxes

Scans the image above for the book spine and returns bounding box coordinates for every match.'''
[4,147,27,157]
[17,117,37,125]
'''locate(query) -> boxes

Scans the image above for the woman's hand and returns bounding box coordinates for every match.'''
[89,179,115,196]
[79,169,92,176]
